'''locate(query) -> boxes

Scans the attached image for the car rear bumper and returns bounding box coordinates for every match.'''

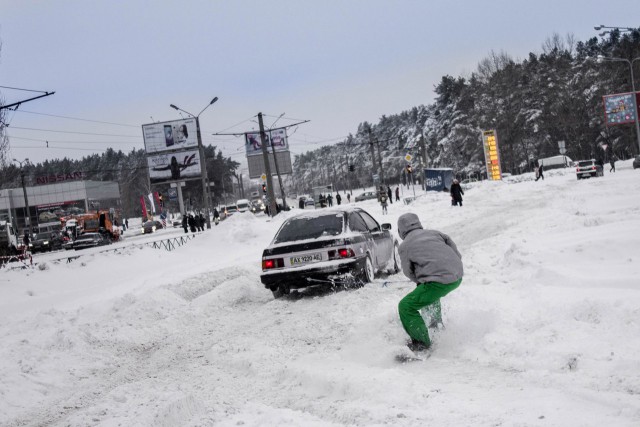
[260,256,366,290]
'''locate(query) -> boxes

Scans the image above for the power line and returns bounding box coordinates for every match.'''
[0,85,49,93]
[7,126,141,138]
[8,135,142,145]
[10,110,139,128]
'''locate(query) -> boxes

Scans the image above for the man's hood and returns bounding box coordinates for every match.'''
[397,213,423,240]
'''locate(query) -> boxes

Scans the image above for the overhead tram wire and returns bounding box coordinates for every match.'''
[9,109,140,128]
[7,126,141,138]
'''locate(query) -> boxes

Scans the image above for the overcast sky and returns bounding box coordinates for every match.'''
[1,1,638,176]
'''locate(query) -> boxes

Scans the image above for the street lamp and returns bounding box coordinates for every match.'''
[13,158,31,232]
[169,97,218,229]
[597,55,640,153]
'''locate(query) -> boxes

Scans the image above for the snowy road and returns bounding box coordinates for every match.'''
[1,162,639,426]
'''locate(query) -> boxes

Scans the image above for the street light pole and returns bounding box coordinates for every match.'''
[597,55,640,154]
[170,97,218,229]
[13,158,31,231]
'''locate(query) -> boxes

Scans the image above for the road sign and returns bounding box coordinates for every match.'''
[405,154,413,162]
[261,174,267,181]
[168,187,177,200]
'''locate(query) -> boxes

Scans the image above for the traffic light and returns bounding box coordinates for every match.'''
[262,183,267,194]
[406,164,413,174]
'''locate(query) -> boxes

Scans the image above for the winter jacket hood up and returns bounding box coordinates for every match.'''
[397,213,463,285]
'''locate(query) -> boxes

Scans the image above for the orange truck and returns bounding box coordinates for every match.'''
[62,210,121,241]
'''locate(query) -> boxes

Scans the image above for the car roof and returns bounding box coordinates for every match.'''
[285,206,365,221]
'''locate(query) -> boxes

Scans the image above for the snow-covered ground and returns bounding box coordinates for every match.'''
[1,161,639,426]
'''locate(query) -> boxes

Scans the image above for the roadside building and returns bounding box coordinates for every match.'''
[0,180,121,231]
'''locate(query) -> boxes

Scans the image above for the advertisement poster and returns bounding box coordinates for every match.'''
[603,92,639,125]
[244,128,289,157]
[482,130,502,180]
[147,149,201,184]
[142,118,198,154]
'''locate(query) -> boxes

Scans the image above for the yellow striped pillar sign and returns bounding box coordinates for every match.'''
[482,130,502,180]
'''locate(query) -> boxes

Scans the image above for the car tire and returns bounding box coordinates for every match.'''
[271,285,290,299]
[360,255,375,284]
[391,244,401,274]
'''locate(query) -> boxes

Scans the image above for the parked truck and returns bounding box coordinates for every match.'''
[0,221,19,257]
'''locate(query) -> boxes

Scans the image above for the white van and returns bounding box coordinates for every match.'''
[236,199,251,213]
[538,155,573,169]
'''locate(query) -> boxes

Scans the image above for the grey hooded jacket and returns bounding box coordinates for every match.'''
[397,213,463,285]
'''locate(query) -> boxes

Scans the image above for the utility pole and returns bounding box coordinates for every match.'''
[259,113,278,216]
[376,138,385,186]
[13,159,31,231]
[420,136,428,190]
[269,134,288,210]
[368,128,378,186]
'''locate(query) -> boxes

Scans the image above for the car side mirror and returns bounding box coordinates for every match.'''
[381,223,392,231]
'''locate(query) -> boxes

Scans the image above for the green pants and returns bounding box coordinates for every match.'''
[398,278,462,346]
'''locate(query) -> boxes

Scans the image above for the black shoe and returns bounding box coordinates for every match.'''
[407,339,431,352]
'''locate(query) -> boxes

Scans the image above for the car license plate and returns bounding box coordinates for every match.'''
[290,253,322,265]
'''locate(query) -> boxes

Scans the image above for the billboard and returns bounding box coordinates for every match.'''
[603,92,639,125]
[245,128,289,157]
[142,118,199,154]
[424,168,454,191]
[147,149,201,184]
[482,129,502,180]
[247,151,293,179]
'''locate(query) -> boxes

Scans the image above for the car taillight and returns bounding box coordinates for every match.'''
[328,248,355,260]
[262,258,284,270]
[592,166,596,170]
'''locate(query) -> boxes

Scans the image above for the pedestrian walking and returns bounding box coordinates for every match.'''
[213,208,220,225]
[336,193,342,205]
[327,194,333,207]
[299,198,305,209]
[387,186,393,204]
[450,179,464,207]
[535,163,544,181]
[347,193,351,203]
[182,215,188,233]
[395,186,400,202]
[397,213,463,352]
[610,156,616,173]
[379,189,388,214]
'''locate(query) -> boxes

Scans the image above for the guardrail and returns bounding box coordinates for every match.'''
[148,234,194,252]
[0,252,34,269]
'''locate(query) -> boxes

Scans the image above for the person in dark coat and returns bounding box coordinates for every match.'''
[395,186,400,202]
[535,163,544,181]
[188,214,196,233]
[609,156,616,173]
[327,194,333,207]
[387,186,393,204]
[450,179,464,206]
[299,198,305,209]
[319,194,327,208]
[213,208,220,225]
[182,215,188,233]
[336,193,342,205]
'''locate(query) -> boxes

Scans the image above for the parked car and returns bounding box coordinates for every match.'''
[172,215,183,228]
[354,191,378,202]
[29,231,62,253]
[575,159,603,180]
[633,155,640,169]
[260,207,400,298]
[304,198,315,207]
[236,199,251,213]
[74,233,109,250]
[141,220,164,234]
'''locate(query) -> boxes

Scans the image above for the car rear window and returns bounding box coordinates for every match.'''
[274,214,344,243]
[578,161,594,167]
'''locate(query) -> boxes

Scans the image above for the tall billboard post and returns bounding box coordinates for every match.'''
[482,130,502,180]
[602,90,640,154]
[168,97,218,229]
[258,113,278,217]
[597,55,640,154]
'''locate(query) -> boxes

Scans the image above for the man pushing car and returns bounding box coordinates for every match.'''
[397,213,463,352]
